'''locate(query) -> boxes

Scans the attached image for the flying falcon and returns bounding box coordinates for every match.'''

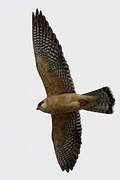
[32,9,115,172]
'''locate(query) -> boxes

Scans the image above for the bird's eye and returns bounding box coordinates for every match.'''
[38,101,44,106]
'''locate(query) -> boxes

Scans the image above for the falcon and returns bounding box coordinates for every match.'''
[32,9,115,172]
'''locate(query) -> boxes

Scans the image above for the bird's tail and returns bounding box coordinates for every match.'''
[83,87,115,114]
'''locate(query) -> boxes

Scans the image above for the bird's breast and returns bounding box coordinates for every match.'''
[45,93,80,114]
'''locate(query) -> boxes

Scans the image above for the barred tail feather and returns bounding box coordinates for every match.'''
[83,87,115,114]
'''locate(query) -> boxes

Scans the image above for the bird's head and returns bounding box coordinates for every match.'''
[36,100,47,112]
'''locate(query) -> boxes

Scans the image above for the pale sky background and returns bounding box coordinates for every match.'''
[0,0,120,179]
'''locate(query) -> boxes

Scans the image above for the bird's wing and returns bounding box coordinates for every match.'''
[51,111,82,172]
[32,9,75,96]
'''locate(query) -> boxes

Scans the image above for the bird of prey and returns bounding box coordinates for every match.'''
[32,9,115,172]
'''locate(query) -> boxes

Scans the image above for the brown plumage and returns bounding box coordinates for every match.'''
[32,9,115,172]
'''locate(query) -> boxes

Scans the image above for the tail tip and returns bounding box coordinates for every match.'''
[103,87,115,114]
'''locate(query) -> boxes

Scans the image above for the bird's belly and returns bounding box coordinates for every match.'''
[46,94,79,114]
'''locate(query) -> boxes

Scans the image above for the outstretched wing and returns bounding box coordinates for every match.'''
[32,9,75,96]
[52,111,82,172]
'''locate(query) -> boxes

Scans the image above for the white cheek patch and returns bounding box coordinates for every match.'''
[41,102,47,109]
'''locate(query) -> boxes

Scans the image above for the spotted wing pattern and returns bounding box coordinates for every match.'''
[32,9,75,96]
[52,111,82,172]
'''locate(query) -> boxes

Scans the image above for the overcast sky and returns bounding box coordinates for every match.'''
[0,0,120,179]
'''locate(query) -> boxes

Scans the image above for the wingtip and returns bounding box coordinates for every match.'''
[32,9,43,17]
[36,8,39,16]
[32,9,44,26]
[59,158,77,173]
[40,10,42,16]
